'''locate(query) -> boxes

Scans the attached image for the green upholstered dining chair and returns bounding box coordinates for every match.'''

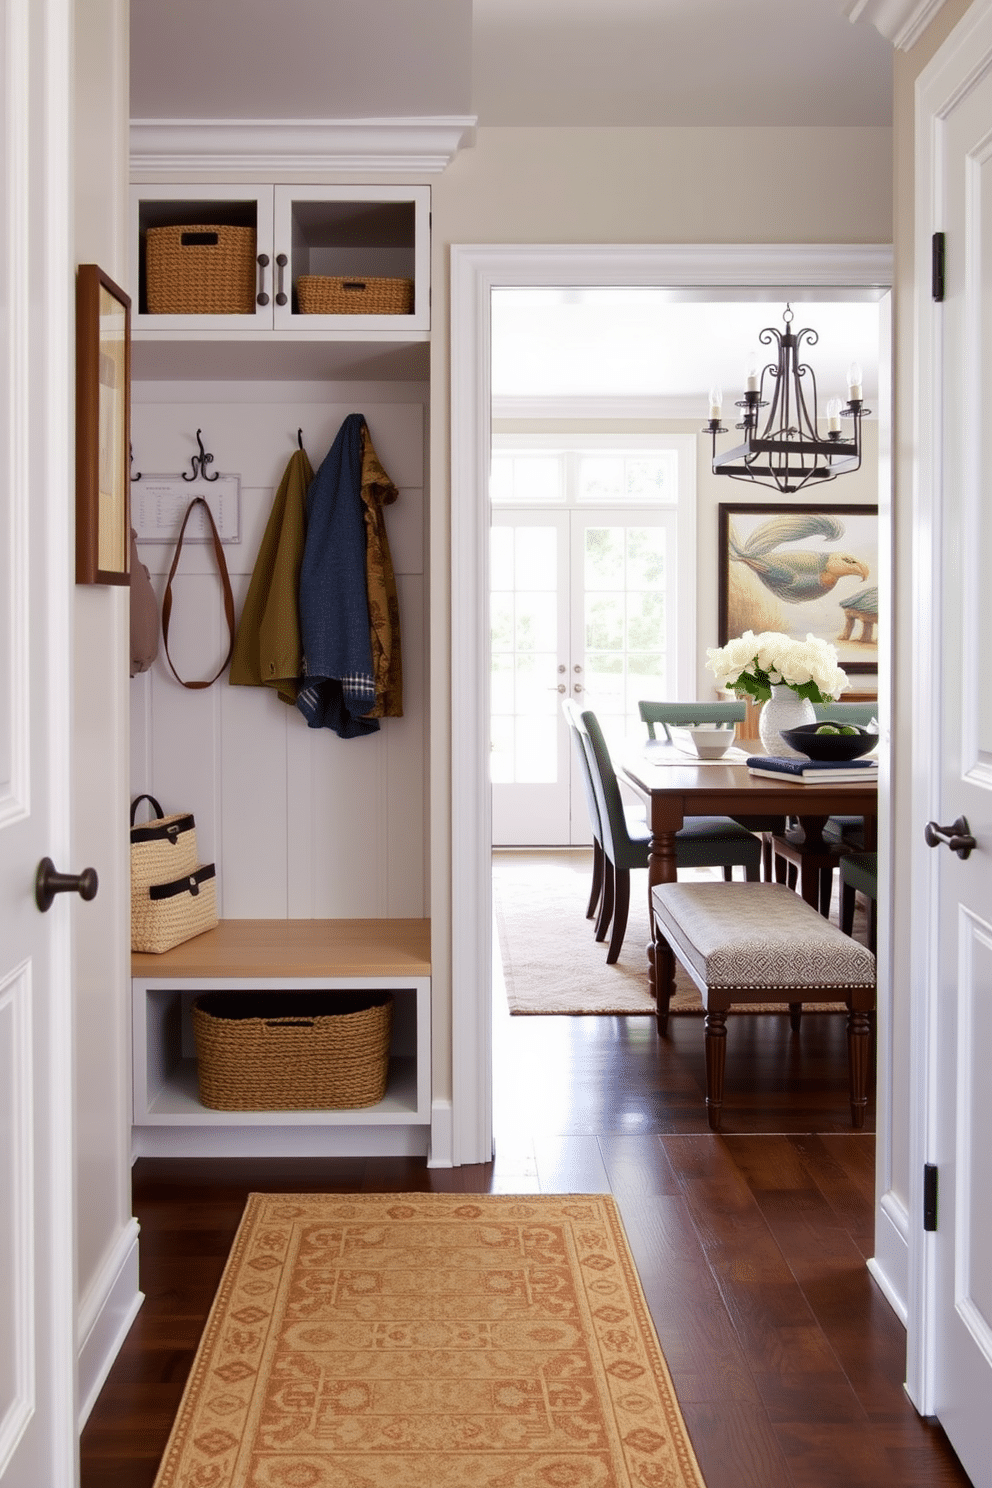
[577,707,762,964]
[770,701,879,912]
[638,698,746,741]
[637,699,785,880]
[839,851,878,953]
[562,698,609,929]
[815,700,879,846]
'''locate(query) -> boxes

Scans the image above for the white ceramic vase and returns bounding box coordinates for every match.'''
[758,685,816,758]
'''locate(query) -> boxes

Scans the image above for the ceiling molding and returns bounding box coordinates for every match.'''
[845,0,949,50]
[493,394,714,421]
[129,117,477,176]
[491,394,879,423]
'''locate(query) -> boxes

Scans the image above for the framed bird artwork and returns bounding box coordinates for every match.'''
[718,503,879,674]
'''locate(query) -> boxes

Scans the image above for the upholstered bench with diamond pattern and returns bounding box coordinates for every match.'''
[650,881,876,1131]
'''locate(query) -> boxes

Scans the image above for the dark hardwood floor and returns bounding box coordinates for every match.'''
[80,1000,971,1488]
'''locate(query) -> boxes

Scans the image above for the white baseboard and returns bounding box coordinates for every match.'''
[131,1125,431,1159]
[427,1099,453,1167]
[77,1217,144,1428]
[869,1189,910,1326]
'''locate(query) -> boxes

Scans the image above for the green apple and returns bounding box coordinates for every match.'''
[839,725,859,736]
[815,724,840,735]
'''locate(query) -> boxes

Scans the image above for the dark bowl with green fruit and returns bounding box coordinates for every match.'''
[780,721,877,762]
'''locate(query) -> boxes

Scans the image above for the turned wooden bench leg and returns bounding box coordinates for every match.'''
[847,1009,871,1128]
[704,1009,728,1130]
[649,930,675,1035]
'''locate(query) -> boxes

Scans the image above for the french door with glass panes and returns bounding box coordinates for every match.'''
[491,505,681,846]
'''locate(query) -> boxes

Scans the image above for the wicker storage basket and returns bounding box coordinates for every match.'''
[145,224,256,315]
[296,275,414,316]
[131,863,218,954]
[192,991,394,1110]
[130,795,198,899]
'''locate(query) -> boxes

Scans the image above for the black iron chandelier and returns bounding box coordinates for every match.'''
[705,304,868,494]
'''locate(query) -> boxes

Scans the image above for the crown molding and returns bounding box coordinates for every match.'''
[845,0,949,50]
[492,394,708,421]
[129,117,477,175]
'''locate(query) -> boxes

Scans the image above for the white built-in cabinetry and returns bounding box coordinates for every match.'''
[132,183,431,334]
[129,178,433,1161]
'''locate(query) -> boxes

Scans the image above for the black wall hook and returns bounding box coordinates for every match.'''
[182,428,219,482]
[297,428,304,450]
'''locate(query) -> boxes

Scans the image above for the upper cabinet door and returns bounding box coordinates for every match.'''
[131,183,276,332]
[272,184,430,334]
[130,182,430,337]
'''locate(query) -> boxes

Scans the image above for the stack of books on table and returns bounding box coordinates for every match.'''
[746,755,879,783]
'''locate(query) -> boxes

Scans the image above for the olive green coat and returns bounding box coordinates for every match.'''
[229,446,314,704]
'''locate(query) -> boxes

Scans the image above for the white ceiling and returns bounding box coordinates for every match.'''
[491,293,881,413]
[129,0,892,130]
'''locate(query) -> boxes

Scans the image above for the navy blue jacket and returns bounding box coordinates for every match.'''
[296,414,380,738]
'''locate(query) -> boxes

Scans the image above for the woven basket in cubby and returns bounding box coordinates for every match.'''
[296,275,414,315]
[191,991,394,1110]
[145,224,256,315]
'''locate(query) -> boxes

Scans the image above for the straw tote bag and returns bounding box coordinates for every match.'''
[130,794,218,954]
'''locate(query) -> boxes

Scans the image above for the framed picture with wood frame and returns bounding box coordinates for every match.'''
[76,264,131,585]
[718,502,879,675]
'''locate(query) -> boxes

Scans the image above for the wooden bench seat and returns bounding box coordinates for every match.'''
[650,882,875,1131]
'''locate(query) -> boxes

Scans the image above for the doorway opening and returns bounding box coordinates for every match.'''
[449,243,892,1168]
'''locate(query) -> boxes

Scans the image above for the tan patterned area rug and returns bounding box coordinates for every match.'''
[152,1192,707,1488]
[494,850,849,1017]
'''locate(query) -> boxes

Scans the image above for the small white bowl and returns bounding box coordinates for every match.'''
[687,725,735,759]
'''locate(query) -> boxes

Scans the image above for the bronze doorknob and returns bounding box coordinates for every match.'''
[35,858,99,912]
[924,816,977,860]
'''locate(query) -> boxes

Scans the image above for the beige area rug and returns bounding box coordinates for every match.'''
[152,1191,707,1488]
[494,850,849,1017]
[494,851,680,1016]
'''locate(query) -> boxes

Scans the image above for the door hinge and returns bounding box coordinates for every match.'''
[923,1163,939,1231]
[932,233,946,302]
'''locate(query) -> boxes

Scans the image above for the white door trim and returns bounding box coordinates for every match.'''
[449,242,894,1169]
[907,0,992,1417]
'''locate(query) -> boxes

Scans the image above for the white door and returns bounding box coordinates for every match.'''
[917,6,992,1480]
[0,0,78,1481]
[490,511,572,845]
[490,509,674,846]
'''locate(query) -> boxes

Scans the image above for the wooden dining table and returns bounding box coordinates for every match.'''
[620,738,878,909]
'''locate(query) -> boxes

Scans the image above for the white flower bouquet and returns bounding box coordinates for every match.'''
[705,630,849,705]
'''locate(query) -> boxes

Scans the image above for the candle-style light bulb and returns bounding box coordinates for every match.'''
[745,351,759,392]
[826,397,842,432]
[847,361,863,401]
[709,386,723,420]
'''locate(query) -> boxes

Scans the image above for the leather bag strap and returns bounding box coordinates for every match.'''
[162,497,236,690]
[130,794,164,826]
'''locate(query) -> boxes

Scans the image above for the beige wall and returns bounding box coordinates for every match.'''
[73,0,136,1417]
[429,123,893,1104]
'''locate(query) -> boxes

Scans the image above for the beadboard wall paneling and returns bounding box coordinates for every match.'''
[130,387,427,919]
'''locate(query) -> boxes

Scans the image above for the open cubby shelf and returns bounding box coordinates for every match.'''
[132,920,431,1153]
